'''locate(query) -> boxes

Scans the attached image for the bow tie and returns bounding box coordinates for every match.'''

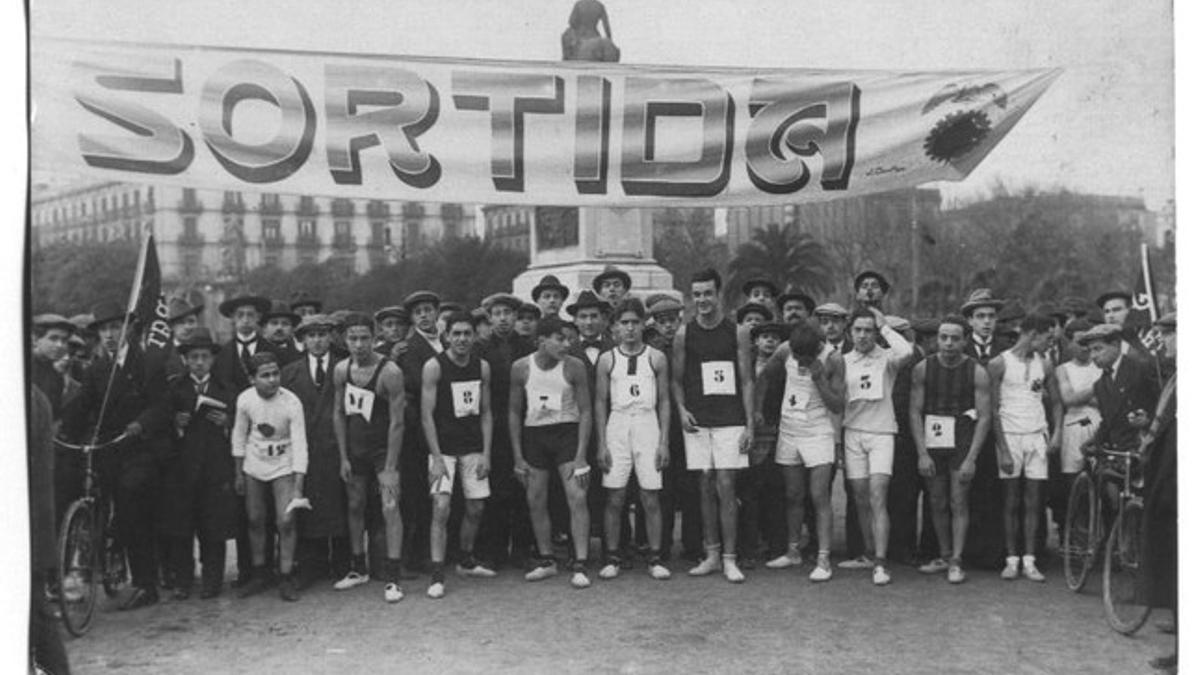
[238,338,256,347]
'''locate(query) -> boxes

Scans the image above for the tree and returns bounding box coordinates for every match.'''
[652,221,729,297]
[725,224,834,306]
[31,240,141,315]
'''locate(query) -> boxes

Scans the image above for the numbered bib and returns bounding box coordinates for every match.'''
[345,383,376,422]
[451,380,482,418]
[529,387,562,413]
[783,382,811,417]
[700,360,737,396]
[614,377,651,408]
[262,440,291,458]
[846,358,885,402]
[924,414,956,449]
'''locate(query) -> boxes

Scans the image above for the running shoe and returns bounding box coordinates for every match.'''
[947,564,966,585]
[808,558,833,582]
[872,565,891,586]
[1000,556,1020,580]
[570,563,591,589]
[918,558,950,574]
[455,559,497,578]
[837,555,873,570]
[427,582,445,599]
[688,555,720,577]
[1022,556,1045,582]
[599,563,620,580]
[723,557,745,583]
[384,582,404,603]
[333,570,369,591]
[524,559,558,582]
[765,552,804,569]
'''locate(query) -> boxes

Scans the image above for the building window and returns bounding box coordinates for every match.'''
[183,216,198,240]
[298,219,316,239]
[263,218,281,242]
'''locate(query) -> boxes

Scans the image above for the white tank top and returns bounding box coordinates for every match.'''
[524,357,579,427]
[1058,360,1102,425]
[608,346,657,414]
[779,355,832,437]
[998,349,1049,433]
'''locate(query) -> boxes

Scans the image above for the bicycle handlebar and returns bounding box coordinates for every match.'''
[53,432,132,453]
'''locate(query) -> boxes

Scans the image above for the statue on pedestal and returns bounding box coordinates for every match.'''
[561,0,620,63]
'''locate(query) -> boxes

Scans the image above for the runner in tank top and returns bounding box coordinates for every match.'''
[671,268,755,583]
[510,316,594,589]
[594,298,672,581]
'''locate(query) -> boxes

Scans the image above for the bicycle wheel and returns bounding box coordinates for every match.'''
[1063,473,1096,592]
[57,499,98,637]
[1103,500,1152,635]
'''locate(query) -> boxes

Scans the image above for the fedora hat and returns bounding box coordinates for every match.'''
[1095,290,1133,308]
[566,290,608,316]
[87,301,134,331]
[218,294,271,318]
[289,292,323,314]
[741,278,780,298]
[531,275,570,301]
[777,291,816,314]
[854,270,890,294]
[960,288,1005,317]
[591,265,631,293]
[166,297,204,324]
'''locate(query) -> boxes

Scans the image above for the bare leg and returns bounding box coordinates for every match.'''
[924,474,952,559]
[345,476,368,556]
[848,478,874,556]
[869,475,891,561]
[430,493,451,564]
[949,470,973,560]
[559,463,592,562]
[698,470,719,548]
[379,470,404,560]
[781,465,807,547]
[1023,479,1045,557]
[604,487,628,555]
[271,476,298,575]
[639,489,663,554]
[245,478,270,566]
[809,465,834,553]
[715,469,739,556]
[525,467,553,556]
[1002,479,1022,556]
[460,500,485,555]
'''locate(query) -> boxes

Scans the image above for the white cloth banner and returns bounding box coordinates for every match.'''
[32,38,1060,206]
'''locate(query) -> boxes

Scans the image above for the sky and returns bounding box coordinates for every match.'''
[26,0,1175,210]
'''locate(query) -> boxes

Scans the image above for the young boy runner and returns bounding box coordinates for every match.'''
[332,313,408,602]
[231,352,308,601]
[510,316,595,589]
[594,298,672,580]
[421,311,497,599]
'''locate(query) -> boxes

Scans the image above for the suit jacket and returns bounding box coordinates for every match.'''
[1094,355,1159,450]
[158,374,237,538]
[281,354,346,538]
[271,339,305,369]
[964,333,1012,365]
[62,345,161,444]
[145,342,188,393]
[213,335,277,393]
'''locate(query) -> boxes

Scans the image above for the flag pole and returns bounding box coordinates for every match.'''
[1140,242,1158,323]
[87,233,151,446]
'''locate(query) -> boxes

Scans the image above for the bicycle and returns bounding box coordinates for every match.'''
[53,432,130,637]
[1098,444,1151,635]
[1061,434,1111,592]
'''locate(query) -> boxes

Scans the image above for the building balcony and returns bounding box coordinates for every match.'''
[296,233,321,249]
[259,196,283,215]
[178,232,205,246]
[331,198,355,218]
[178,197,203,213]
[333,235,356,252]
[222,196,246,214]
[263,236,285,250]
[402,202,425,220]
[297,196,319,217]
[367,200,390,218]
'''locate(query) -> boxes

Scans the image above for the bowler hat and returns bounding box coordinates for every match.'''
[218,294,271,318]
[741,278,780,298]
[264,300,301,326]
[87,301,134,331]
[1095,290,1133,308]
[179,327,220,355]
[854,270,890,294]
[777,291,816,314]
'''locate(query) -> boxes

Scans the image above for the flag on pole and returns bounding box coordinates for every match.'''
[129,234,172,359]
[1132,242,1162,352]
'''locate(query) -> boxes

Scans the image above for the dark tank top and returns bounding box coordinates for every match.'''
[433,352,484,456]
[683,317,746,427]
[347,358,390,453]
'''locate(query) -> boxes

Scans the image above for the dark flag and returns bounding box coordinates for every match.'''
[130,234,171,358]
[1132,242,1162,353]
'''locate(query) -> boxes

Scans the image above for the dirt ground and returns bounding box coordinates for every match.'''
[64,555,1172,675]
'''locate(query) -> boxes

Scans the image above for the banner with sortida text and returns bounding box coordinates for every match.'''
[32,38,1060,207]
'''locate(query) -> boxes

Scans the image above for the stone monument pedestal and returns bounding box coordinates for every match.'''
[511,207,677,302]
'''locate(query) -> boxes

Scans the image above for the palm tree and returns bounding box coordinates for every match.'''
[725,223,835,306]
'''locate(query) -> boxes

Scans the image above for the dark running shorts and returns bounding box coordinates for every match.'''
[522,423,580,470]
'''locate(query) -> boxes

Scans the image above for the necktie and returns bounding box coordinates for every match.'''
[315,357,326,388]
[239,340,255,374]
